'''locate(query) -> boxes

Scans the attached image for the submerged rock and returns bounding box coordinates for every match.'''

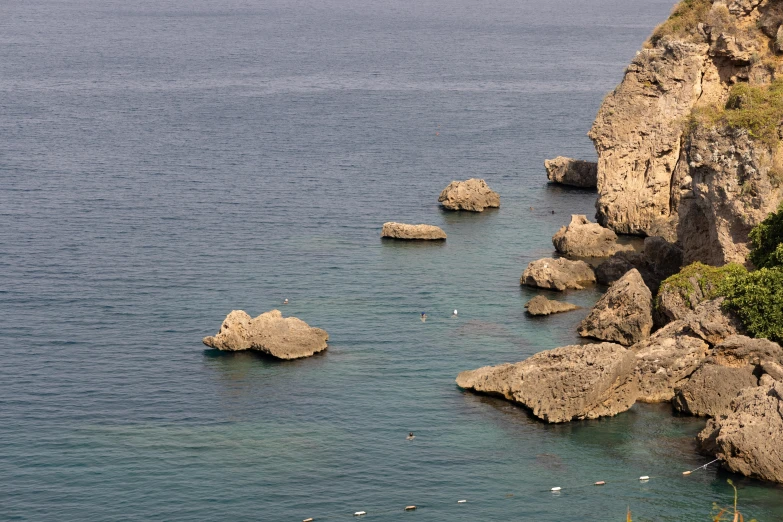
[544,156,597,188]
[698,381,783,483]
[578,269,653,346]
[524,295,578,316]
[438,178,500,212]
[456,342,637,423]
[520,257,596,291]
[552,214,632,258]
[381,222,447,240]
[202,310,328,360]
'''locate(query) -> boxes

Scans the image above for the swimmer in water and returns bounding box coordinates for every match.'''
[406,432,415,440]
[420,312,427,322]
[452,309,458,317]
[283,298,289,305]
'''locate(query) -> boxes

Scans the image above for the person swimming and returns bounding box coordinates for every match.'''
[420,312,427,322]
[406,432,415,440]
[452,309,458,317]
[283,298,289,305]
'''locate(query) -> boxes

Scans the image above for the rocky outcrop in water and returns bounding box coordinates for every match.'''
[520,257,596,291]
[632,298,742,402]
[203,310,329,360]
[524,295,578,316]
[544,156,597,188]
[552,214,633,258]
[456,342,637,423]
[438,178,500,212]
[588,0,783,264]
[698,380,783,483]
[578,269,653,346]
[381,222,447,240]
[673,363,758,417]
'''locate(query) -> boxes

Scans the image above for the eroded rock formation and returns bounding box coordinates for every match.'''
[524,295,579,316]
[588,0,783,266]
[552,214,633,258]
[520,257,596,291]
[438,178,500,212]
[578,269,653,346]
[456,342,637,423]
[381,222,447,240]
[544,156,598,188]
[203,310,329,360]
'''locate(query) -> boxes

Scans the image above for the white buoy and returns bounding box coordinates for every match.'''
[354,511,367,516]
[639,476,650,481]
[404,505,416,511]
[594,481,606,486]
[457,500,467,503]
[551,487,562,491]
[303,519,314,522]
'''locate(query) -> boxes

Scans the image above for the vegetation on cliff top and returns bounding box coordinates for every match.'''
[649,0,712,46]
[690,79,783,147]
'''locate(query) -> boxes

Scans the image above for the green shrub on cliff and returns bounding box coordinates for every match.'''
[721,267,783,343]
[748,202,783,269]
[657,261,747,308]
[649,0,712,46]
[689,79,783,147]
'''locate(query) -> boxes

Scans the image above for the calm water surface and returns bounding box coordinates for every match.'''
[1,0,782,520]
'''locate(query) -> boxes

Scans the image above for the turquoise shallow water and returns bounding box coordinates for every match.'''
[1,0,782,520]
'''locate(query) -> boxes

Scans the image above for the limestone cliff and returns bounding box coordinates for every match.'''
[589,0,783,265]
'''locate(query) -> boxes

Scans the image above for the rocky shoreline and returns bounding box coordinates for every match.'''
[461,0,783,485]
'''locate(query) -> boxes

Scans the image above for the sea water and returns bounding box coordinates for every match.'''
[1,0,782,520]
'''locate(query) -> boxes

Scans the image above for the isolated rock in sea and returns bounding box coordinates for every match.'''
[698,380,783,483]
[578,269,653,346]
[552,214,632,258]
[202,310,329,360]
[520,257,596,291]
[438,178,500,212]
[673,363,758,417]
[524,295,578,316]
[381,222,447,240]
[544,156,597,188]
[456,342,637,423]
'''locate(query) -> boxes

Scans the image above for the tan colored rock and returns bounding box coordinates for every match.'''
[677,126,783,266]
[520,257,596,291]
[524,295,578,316]
[712,335,783,367]
[438,178,500,212]
[456,342,637,423]
[202,310,328,360]
[381,222,446,240]
[595,236,683,294]
[673,363,758,417]
[633,325,710,403]
[544,157,597,188]
[552,215,633,258]
[698,381,783,483]
[588,38,711,237]
[578,269,653,346]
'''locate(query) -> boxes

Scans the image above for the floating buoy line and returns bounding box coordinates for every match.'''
[297,459,722,520]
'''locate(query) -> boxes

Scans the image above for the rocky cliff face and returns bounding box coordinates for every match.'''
[589,0,783,265]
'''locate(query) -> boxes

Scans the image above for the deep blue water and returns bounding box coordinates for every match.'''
[1,0,782,520]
